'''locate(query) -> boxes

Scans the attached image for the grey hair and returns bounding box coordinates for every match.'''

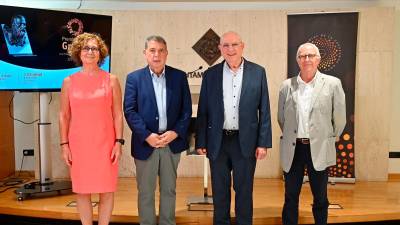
[145,35,167,49]
[296,42,321,59]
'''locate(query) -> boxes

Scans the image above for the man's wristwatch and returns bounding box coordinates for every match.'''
[115,139,125,145]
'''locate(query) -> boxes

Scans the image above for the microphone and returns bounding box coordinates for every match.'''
[188,66,203,74]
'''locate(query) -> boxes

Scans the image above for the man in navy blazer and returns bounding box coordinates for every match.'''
[124,35,192,225]
[196,31,272,225]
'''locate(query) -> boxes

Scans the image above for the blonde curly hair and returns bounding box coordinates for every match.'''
[68,32,108,66]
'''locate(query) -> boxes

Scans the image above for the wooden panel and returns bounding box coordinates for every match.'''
[0,91,15,178]
[1,178,400,224]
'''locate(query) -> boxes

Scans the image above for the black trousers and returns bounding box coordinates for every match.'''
[282,141,329,225]
[209,133,256,225]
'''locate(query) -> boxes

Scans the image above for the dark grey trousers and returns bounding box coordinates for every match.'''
[135,146,181,225]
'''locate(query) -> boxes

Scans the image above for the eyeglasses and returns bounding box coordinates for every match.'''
[221,42,242,49]
[298,54,318,60]
[82,46,99,53]
[147,48,167,55]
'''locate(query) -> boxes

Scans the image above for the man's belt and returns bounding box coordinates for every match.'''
[296,138,310,145]
[223,129,239,136]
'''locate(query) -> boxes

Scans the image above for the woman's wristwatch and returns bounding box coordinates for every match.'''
[115,138,125,145]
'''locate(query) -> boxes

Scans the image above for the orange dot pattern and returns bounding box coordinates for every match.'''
[327,129,355,178]
[308,34,342,72]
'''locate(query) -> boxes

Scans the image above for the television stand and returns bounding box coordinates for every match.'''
[15,92,72,201]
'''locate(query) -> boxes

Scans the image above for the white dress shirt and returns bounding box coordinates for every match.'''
[222,60,244,130]
[297,73,318,138]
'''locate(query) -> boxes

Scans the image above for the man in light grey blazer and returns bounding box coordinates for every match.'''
[278,43,346,225]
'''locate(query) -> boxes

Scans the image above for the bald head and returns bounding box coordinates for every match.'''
[219,31,245,69]
[220,31,242,45]
[296,43,321,59]
[296,42,321,78]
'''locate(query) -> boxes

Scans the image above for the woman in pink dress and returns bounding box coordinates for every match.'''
[59,33,123,225]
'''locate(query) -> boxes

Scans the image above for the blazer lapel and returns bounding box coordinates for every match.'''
[239,59,250,107]
[290,76,299,124]
[310,71,326,110]
[290,76,299,105]
[165,66,173,111]
[144,66,158,109]
[216,60,225,115]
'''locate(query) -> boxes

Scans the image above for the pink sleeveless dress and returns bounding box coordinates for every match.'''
[68,70,118,193]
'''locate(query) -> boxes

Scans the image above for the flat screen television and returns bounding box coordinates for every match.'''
[0,5,112,91]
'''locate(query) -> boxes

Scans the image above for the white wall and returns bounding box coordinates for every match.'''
[13,92,35,171]
[4,0,399,179]
[389,4,400,173]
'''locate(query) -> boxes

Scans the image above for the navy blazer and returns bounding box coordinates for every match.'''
[195,59,272,161]
[124,65,192,160]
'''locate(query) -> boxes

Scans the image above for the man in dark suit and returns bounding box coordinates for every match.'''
[195,31,272,225]
[124,35,192,225]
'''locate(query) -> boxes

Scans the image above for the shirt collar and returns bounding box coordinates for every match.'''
[297,71,318,86]
[223,58,244,74]
[149,66,166,78]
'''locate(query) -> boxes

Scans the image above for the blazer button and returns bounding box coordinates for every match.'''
[294,130,297,133]
[156,117,159,120]
[292,143,296,146]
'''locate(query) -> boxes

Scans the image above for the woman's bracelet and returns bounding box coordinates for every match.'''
[60,141,69,146]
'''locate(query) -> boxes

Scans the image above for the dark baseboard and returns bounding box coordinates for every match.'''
[0,214,399,225]
[389,152,400,158]
[0,214,138,225]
